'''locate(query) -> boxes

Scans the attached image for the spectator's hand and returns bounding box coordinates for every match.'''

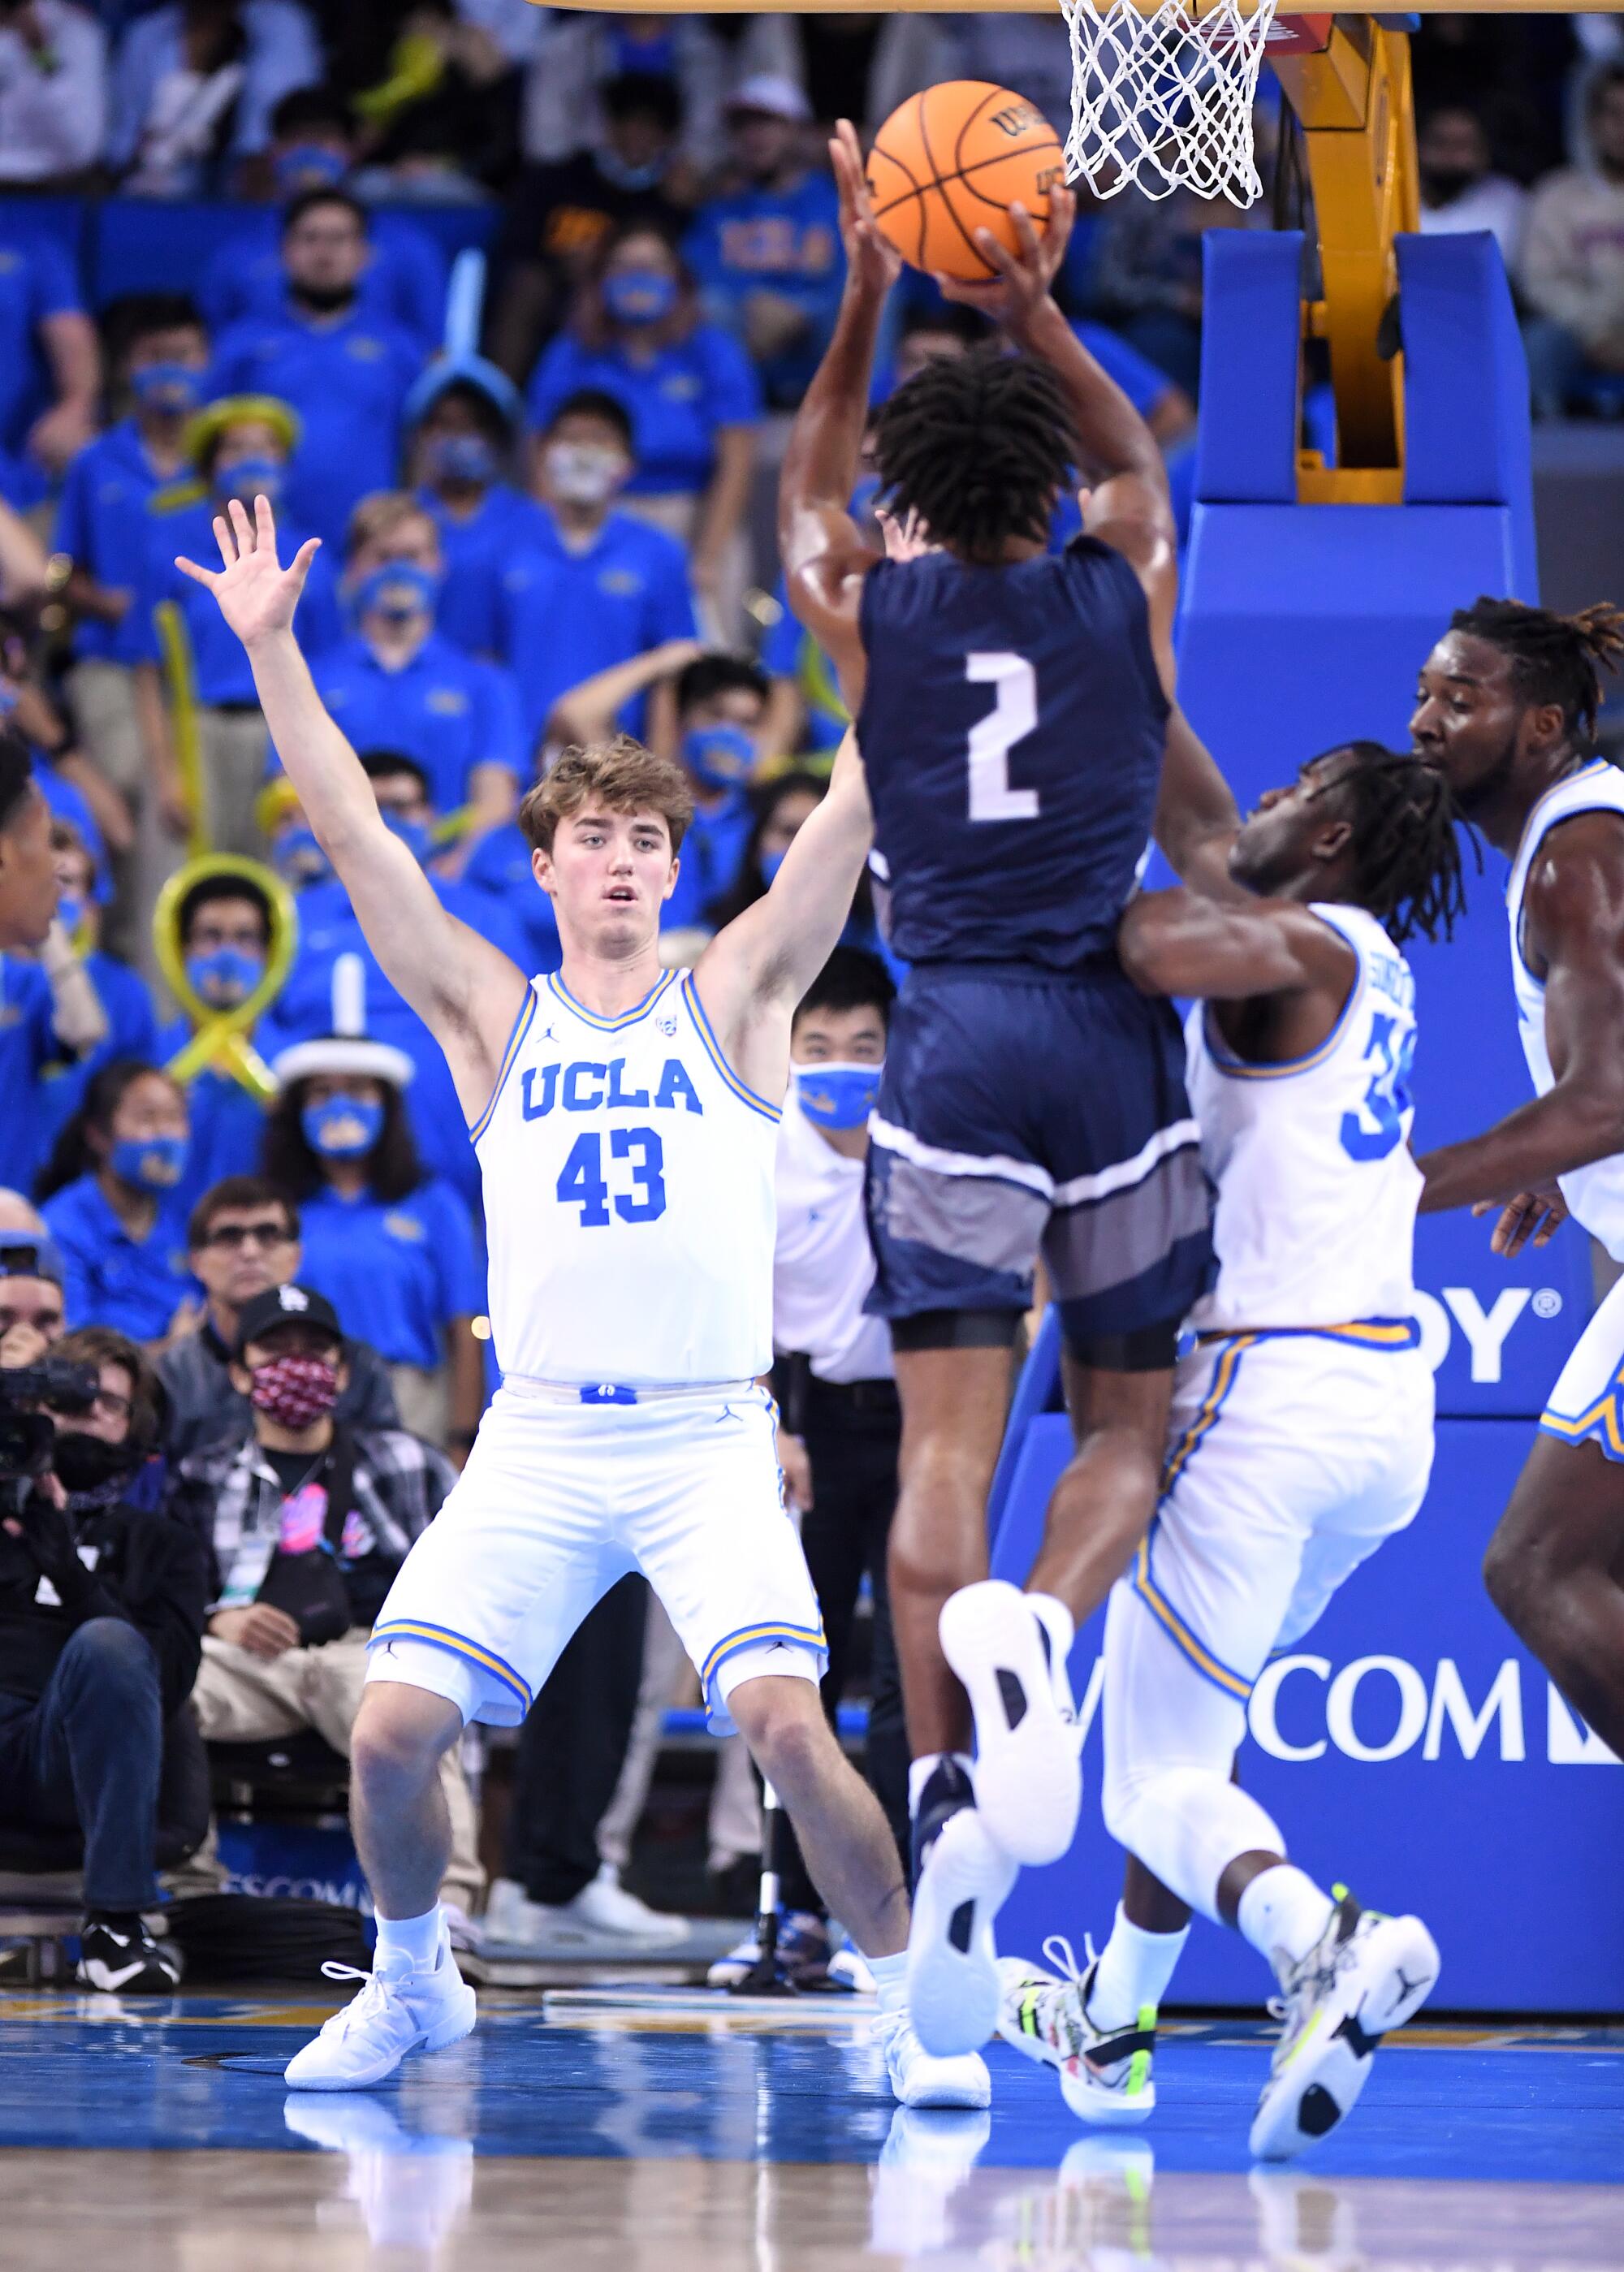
[876,505,937,563]
[778,1429,813,1512]
[27,400,94,478]
[1475,1185,1568,1257]
[155,764,193,841]
[831,119,902,298]
[743,289,812,363]
[175,495,321,653]
[209,1603,301,1659]
[166,1295,206,1345]
[0,1322,50,1369]
[5,1484,84,1596]
[656,637,706,675]
[935,192,1077,332]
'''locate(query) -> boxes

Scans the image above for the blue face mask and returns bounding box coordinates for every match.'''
[381,810,430,866]
[275,826,331,890]
[794,1061,882,1132]
[425,433,498,487]
[185,944,264,1009]
[215,455,283,509]
[302,1095,385,1160]
[275,144,348,194]
[56,893,85,939]
[353,560,439,626]
[132,361,202,415]
[682,723,754,792]
[603,269,677,326]
[759,847,788,885]
[598,148,667,192]
[110,1133,188,1192]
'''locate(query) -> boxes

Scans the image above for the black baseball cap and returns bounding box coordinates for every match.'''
[234,1283,343,1358]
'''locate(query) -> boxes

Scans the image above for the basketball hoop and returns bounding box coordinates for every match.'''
[1056,0,1281,206]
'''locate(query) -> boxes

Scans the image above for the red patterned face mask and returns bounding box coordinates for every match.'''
[249,1354,339,1428]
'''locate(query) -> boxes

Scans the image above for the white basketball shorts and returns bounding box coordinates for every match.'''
[365,1378,827,1732]
[1104,1324,1436,1813]
[1538,1268,1624,1460]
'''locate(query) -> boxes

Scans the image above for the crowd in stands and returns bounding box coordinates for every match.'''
[0,2,1618,1980]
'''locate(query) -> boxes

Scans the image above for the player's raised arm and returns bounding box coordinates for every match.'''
[1120,887,1354,1004]
[175,497,529,1118]
[778,121,895,703]
[1153,707,1242,901]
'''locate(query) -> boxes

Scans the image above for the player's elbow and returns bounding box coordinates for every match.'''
[1116,900,1180,996]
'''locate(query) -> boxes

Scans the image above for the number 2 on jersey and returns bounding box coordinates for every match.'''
[966,654,1039,823]
[1340,1014,1416,1163]
[556,1128,667,1225]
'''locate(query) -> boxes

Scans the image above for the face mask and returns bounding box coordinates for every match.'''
[759,847,788,885]
[249,1353,339,1428]
[185,944,264,1009]
[275,145,348,194]
[682,723,754,792]
[131,362,202,415]
[53,1429,140,1499]
[598,147,666,192]
[794,1060,883,1132]
[544,443,626,508]
[56,892,85,939]
[381,810,430,866]
[302,1094,384,1160]
[425,433,498,488]
[275,826,331,889]
[215,456,283,510]
[603,269,677,326]
[1422,165,1478,201]
[353,560,438,626]
[109,1134,188,1192]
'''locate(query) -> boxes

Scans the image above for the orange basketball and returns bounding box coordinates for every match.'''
[866,81,1065,283]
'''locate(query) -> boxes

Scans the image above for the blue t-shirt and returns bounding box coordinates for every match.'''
[459,823,562,975]
[494,511,696,743]
[292,633,526,813]
[54,421,175,665]
[209,307,424,551]
[663,789,752,931]
[525,325,761,495]
[42,1173,196,1340]
[0,955,61,1192]
[0,229,81,456]
[154,1013,269,1209]
[129,484,340,703]
[685,172,844,405]
[295,1175,483,1369]
[38,952,162,1161]
[420,483,551,658]
[198,214,448,348]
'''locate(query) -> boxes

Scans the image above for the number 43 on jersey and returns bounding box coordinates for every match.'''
[557,1128,667,1225]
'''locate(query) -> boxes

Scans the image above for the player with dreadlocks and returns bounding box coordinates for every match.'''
[778,125,1239,2063]
[996,738,1461,2161]
[1412,595,1624,1769]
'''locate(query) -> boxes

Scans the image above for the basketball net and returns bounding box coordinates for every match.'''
[1056,0,1281,205]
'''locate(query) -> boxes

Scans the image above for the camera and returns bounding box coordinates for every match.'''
[0,1355,99,1482]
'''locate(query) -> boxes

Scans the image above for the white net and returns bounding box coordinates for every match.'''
[1057,0,1281,206]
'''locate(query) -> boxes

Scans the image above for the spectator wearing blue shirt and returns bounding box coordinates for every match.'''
[408,359,546,659]
[209,189,425,552]
[262,1036,486,1455]
[0,219,99,478]
[526,221,761,641]
[156,869,279,1210]
[37,820,160,1166]
[107,0,322,199]
[495,389,697,747]
[130,392,338,857]
[39,1059,196,1342]
[685,76,844,411]
[197,86,449,348]
[295,493,523,849]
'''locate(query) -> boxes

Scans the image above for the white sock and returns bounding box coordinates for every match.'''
[868,1949,908,2016]
[1085,1903,1190,2033]
[1237,1866,1336,1975]
[908,1752,974,1816]
[375,1903,443,1973]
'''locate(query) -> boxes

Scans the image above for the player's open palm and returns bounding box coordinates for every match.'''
[175,494,320,649]
[831,118,902,295]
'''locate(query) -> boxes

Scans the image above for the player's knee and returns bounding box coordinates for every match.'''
[350,1687,460,1796]
[731,1679,832,1800]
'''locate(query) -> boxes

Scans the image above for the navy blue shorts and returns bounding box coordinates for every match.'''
[865,961,1215,1340]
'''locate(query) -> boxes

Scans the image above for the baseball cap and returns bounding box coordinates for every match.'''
[726,76,811,125]
[235,1282,343,1359]
[0,1235,64,1287]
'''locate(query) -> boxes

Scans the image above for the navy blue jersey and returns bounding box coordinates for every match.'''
[854,538,1168,970]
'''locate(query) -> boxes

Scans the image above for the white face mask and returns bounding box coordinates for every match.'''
[545,443,626,507]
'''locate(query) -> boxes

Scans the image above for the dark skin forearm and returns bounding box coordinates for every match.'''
[1153,707,1242,901]
[1418,1086,1624,1213]
[778,272,888,546]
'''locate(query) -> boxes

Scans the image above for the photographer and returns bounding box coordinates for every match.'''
[0,1325,209,1992]
[0,726,59,951]
[0,1219,66,1366]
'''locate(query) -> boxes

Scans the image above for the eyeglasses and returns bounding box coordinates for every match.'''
[0,1307,63,1335]
[46,1389,130,1423]
[201,1221,294,1251]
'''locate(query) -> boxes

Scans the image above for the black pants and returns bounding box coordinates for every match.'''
[0,1618,164,1911]
[778,1380,909,1919]
[505,1574,646,1907]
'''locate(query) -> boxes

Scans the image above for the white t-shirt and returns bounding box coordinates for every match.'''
[773,1099,893,1387]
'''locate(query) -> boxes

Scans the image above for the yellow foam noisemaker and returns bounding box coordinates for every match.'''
[154,853,300,1104]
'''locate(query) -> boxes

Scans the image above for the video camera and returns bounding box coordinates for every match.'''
[0,1355,99,1483]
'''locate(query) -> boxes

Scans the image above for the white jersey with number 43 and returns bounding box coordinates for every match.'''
[1186,901,1422,1333]
[472,967,779,1385]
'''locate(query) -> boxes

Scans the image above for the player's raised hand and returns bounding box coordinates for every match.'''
[831,118,902,296]
[175,494,320,650]
[935,186,1077,329]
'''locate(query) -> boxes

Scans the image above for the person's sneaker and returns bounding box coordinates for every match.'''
[875,2005,992,2109]
[1250,1890,1440,2162]
[482,1867,687,1952]
[996,1937,1156,2125]
[939,1580,1082,1867]
[284,1937,477,2091]
[827,1936,876,1996]
[77,1914,184,1993]
[906,1771,1016,2059]
[706,1911,831,1989]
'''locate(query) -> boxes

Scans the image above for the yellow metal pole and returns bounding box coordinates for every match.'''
[153,597,209,861]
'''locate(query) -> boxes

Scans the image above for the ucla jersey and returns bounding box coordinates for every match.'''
[854,538,1168,970]
[1186,905,1421,1333]
[1509,758,1624,1262]
[472,968,779,1384]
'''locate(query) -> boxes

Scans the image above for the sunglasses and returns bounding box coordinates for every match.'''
[200,1221,294,1251]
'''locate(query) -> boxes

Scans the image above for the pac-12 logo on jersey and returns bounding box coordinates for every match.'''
[521,1056,703,1119]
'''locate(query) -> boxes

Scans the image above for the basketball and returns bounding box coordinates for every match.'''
[866,80,1065,282]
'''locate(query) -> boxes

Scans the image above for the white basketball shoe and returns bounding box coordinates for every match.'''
[285,1934,477,2091]
[996,1938,1159,2125]
[939,1580,1082,1866]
